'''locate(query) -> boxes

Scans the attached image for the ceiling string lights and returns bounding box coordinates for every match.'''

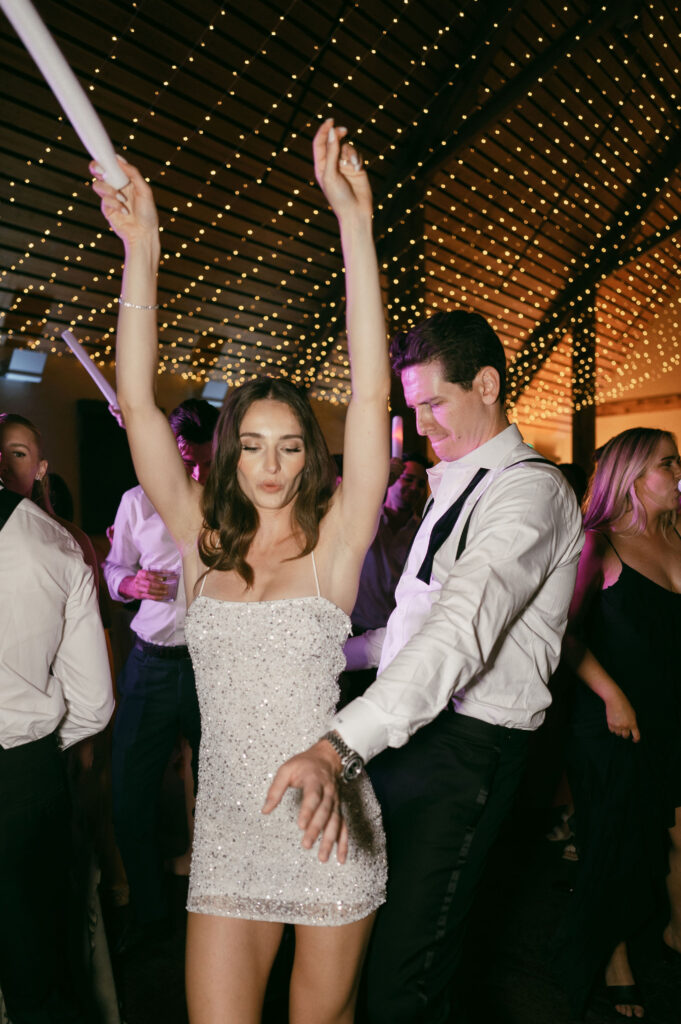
[2,1,681,425]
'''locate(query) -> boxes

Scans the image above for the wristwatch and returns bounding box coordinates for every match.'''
[321,730,364,782]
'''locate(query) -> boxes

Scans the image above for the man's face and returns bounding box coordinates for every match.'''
[387,460,428,513]
[401,359,496,462]
[177,438,213,484]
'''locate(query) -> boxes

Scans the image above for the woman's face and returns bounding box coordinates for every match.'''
[634,437,681,515]
[0,422,48,498]
[237,399,306,510]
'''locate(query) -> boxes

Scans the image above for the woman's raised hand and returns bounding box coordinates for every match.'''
[313,117,372,222]
[90,155,158,249]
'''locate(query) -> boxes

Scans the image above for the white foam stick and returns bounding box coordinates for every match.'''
[62,330,117,406]
[1,0,128,189]
[391,415,404,460]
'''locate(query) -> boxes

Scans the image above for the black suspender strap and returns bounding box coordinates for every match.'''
[0,488,22,532]
[416,467,489,583]
[455,456,555,560]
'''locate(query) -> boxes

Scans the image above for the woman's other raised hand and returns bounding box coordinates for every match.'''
[313,117,372,222]
[90,154,159,249]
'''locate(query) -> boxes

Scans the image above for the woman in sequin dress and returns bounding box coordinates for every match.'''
[92,120,389,1022]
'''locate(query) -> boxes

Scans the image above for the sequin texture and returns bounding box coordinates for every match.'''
[185,595,387,925]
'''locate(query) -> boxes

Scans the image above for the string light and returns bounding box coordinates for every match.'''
[3,0,681,427]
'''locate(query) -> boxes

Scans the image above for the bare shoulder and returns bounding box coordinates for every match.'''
[582,529,608,558]
[581,529,620,588]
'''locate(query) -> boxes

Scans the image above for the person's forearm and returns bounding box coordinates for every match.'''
[563,638,624,706]
[55,571,115,748]
[116,235,161,414]
[117,575,138,600]
[340,212,390,404]
[336,472,583,761]
[344,629,385,670]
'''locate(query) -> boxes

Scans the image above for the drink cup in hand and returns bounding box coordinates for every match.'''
[149,568,180,602]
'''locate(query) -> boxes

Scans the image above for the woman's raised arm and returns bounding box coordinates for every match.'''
[314,120,391,557]
[91,156,201,548]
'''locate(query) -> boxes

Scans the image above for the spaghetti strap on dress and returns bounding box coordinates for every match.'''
[311,548,321,598]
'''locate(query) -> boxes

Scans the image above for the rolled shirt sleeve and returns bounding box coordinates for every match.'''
[343,628,386,671]
[0,498,114,751]
[103,489,140,602]
[54,558,114,749]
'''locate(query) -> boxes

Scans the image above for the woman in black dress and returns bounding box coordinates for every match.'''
[556,427,681,1019]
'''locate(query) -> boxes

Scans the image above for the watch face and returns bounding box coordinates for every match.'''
[343,755,364,781]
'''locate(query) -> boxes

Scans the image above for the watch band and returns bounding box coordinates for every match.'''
[321,730,364,782]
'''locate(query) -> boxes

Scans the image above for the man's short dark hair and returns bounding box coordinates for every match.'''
[401,451,430,470]
[168,398,219,444]
[389,312,507,404]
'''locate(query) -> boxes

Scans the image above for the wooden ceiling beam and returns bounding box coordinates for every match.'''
[416,1,641,184]
[299,0,530,379]
[304,0,641,384]
[598,392,681,417]
[506,122,681,401]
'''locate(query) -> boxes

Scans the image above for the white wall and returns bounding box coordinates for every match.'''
[514,421,572,463]
[8,354,681,529]
[596,406,681,449]
[0,356,347,525]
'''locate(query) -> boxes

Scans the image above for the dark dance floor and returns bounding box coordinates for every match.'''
[107,809,681,1024]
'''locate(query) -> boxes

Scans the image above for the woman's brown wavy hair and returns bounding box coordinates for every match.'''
[198,378,336,587]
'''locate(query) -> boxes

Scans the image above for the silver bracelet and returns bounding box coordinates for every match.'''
[117,297,159,310]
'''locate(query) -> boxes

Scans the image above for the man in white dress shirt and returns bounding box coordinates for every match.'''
[103,398,217,949]
[0,484,114,1023]
[266,311,584,1023]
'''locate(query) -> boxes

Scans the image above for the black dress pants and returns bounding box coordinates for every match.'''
[111,642,200,925]
[0,734,85,1024]
[365,710,530,1024]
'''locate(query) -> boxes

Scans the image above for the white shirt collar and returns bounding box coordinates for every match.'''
[426,423,524,496]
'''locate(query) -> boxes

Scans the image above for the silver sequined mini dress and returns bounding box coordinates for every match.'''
[184,593,387,925]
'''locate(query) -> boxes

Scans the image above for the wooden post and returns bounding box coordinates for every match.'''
[571,305,596,473]
[385,204,426,457]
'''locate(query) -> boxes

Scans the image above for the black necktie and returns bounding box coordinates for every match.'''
[416,467,489,584]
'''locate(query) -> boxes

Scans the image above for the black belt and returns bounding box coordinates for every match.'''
[134,639,190,660]
[443,705,529,743]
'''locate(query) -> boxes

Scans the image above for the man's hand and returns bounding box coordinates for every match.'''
[263,739,349,863]
[118,569,173,602]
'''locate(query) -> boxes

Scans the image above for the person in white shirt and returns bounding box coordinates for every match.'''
[350,452,428,634]
[0,484,113,1023]
[340,453,428,707]
[103,398,217,950]
[265,310,584,1023]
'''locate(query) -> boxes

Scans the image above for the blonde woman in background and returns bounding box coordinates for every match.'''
[555,427,681,1020]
